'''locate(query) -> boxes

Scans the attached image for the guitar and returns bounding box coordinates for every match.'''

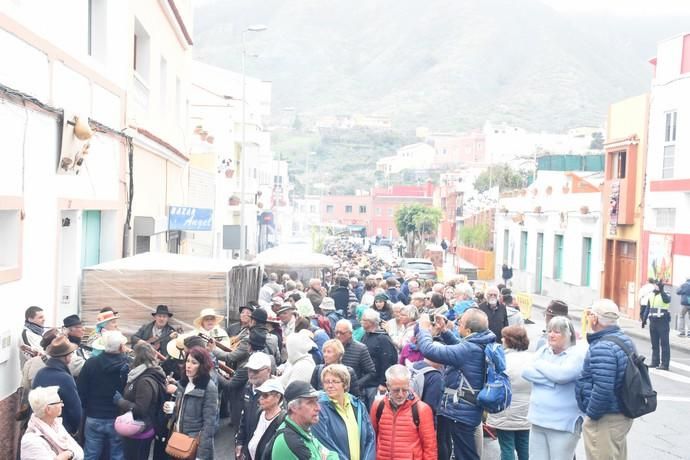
[20,344,41,358]
[145,327,184,350]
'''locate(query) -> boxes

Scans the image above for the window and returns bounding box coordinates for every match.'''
[388,208,393,216]
[133,19,150,80]
[655,208,676,228]
[581,237,592,286]
[0,208,21,278]
[159,57,168,112]
[663,111,677,179]
[87,0,107,62]
[376,207,381,216]
[553,234,564,281]
[326,205,334,214]
[359,205,367,214]
[309,205,316,213]
[520,231,528,270]
[345,205,353,213]
[611,151,626,179]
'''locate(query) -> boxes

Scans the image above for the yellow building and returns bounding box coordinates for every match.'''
[600,94,649,317]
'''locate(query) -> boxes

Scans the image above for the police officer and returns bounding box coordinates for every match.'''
[648,280,671,370]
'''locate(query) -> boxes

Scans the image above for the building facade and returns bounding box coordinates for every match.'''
[0,2,132,452]
[495,171,603,307]
[370,183,435,239]
[642,33,690,329]
[600,94,649,318]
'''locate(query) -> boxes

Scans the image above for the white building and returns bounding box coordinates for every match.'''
[643,33,690,318]
[376,142,436,175]
[292,196,322,238]
[190,61,273,257]
[494,171,603,307]
[0,2,133,447]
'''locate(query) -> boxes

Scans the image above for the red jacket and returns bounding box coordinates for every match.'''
[370,395,437,460]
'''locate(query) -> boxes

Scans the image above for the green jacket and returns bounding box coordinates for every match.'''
[267,416,338,460]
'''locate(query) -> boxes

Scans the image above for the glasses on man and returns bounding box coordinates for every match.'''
[48,400,64,406]
[334,330,350,336]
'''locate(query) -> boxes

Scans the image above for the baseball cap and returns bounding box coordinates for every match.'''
[245,352,272,371]
[256,378,284,395]
[591,299,620,320]
[284,381,319,403]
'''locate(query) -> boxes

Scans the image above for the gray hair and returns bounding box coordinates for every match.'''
[408,281,419,290]
[385,364,411,383]
[463,308,488,333]
[401,304,419,321]
[361,309,380,324]
[28,386,60,418]
[457,283,474,299]
[321,364,351,391]
[591,299,620,327]
[547,316,577,347]
[391,302,403,312]
[133,341,158,368]
[335,319,353,332]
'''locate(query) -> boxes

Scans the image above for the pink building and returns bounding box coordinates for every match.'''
[371,183,435,238]
[428,132,486,167]
[320,194,373,233]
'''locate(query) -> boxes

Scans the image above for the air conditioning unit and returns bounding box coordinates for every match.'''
[57,112,93,175]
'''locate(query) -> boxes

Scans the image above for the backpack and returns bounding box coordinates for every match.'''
[409,364,440,400]
[375,399,419,428]
[601,336,657,419]
[458,343,512,414]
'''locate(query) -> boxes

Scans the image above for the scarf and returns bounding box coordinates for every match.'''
[126,364,149,384]
[67,335,82,346]
[24,321,44,337]
[27,415,73,453]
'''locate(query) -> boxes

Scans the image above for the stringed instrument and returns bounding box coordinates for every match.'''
[196,333,236,377]
[146,326,184,350]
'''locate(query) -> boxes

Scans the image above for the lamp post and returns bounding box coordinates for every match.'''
[239,24,267,259]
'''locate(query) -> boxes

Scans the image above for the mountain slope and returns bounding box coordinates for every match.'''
[193,0,688,131]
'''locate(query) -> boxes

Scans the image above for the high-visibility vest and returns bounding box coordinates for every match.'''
[650,293,670,316]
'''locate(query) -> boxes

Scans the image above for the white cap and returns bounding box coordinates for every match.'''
[245,352,272,371]
[256,378,284,395]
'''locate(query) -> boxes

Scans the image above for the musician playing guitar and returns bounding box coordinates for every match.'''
[131,305,178,357]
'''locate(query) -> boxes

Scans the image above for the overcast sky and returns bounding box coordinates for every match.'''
[541,0,690,16]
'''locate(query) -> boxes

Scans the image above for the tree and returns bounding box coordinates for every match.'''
[590,131,604,150]
[394,204,443,257]
[474,164,529,193]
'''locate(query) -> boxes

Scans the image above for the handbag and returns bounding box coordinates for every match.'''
[114,411,147,437]
[165,431,199,459]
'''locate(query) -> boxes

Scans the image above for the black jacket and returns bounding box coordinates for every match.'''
[341,340,377,390]
[478,302,509,343]
[236,384,261,449]
[77,352,129,419]
[252,410,286,460]
[330,286,351,315]
[360,329,399,387]
[131,322,176,357]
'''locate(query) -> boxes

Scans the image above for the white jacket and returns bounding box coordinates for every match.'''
[486,349,534,431]
[21,417,84,460]
[280,331,316,388]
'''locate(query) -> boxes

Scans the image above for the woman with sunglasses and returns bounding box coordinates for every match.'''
[243,379,286,460]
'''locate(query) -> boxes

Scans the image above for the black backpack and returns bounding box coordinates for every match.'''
[375,398,419,428]
[601,335,657,419]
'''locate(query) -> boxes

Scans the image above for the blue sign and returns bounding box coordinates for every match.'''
[168,206,213,231]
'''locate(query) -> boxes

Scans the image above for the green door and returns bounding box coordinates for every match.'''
[81,210,101,267]
[535,232,544,294]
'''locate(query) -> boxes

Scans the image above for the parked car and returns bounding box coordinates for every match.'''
[399,258,437,280]
[376,237,393,247]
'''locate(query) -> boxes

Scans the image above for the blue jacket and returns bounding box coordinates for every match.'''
[416,328,497,426]
[522,344,586,432]
[677,280,690,306]
[385,287,401,304]
[445,299,476,322]
[576,326,634,420]
[33,358,82,434]
[311,392,376,460]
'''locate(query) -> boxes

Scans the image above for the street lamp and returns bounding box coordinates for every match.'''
[239,24,267,259]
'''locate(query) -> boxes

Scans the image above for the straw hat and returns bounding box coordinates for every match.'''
[166,333,194,360]
[96,310,120,327]
[193,308,224,329]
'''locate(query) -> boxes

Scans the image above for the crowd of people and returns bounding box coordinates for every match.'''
[17,239,640,460]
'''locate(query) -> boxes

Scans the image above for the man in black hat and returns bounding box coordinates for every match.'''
[63,314,90,378]
[131,305,177,357]
[251,308,282,366]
